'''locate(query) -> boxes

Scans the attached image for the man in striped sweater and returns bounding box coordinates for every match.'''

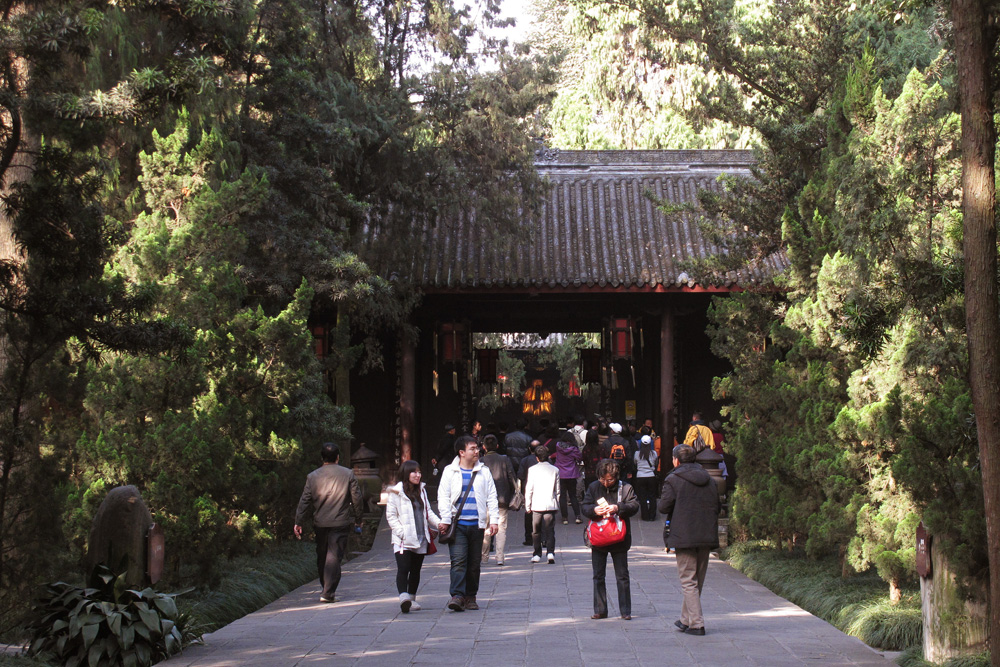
[437,435,499,612]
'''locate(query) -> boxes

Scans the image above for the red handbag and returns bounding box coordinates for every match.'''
[586,516,626,547]
[585,485,626,548]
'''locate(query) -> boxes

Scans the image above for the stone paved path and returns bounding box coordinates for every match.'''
[164,516,897,666]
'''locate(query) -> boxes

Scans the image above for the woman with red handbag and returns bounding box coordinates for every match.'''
[582,459,640,620]
[386,460,441,613]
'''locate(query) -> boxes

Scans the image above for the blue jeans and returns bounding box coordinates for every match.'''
[448,523,485,598]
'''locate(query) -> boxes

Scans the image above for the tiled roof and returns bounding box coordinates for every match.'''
[394,149,785,291]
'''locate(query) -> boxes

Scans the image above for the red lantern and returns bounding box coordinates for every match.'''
[611,318,633,359]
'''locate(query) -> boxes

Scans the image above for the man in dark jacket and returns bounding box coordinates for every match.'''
[480,435,517,565]
[295,442,364,603]
[432,424,457,474]
[504,418,533,472]
[658,444,720,636]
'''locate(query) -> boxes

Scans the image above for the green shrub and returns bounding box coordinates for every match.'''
[896,646,991,667]
[24,566,198,667]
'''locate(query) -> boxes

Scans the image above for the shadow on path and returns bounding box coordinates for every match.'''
[164,512,897,666]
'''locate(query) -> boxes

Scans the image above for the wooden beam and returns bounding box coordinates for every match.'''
[400,334,416,463]
[660,308,675,450]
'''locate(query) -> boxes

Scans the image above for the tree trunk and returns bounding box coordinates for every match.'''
[952,0,1000,661]
[890,579,902,604]
[334,308,351,467]
[921,543,989,662]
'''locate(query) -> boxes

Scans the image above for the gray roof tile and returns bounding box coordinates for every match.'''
[396,149,784,291]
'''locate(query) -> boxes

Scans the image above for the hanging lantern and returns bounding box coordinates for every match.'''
[439,322,466,362]
[476,348,500,384]
[610,318,634,359]
[522,379,554,416]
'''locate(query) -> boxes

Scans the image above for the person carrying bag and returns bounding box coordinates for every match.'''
[582,459,639,620]
[438,469,477,544]
[386,460,441,613]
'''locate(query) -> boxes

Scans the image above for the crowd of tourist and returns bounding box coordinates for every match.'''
[295,413,727,634]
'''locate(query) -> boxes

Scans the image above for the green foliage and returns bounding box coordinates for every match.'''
[537,0,753,149]
[24,565,198,667]
[725,541,922,650]
[675,0,983,600]
[537,333,599,398]
[57,121,347,583]
[2,0,553,638]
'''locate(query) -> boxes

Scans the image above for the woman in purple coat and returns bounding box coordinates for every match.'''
[554,433,583,524]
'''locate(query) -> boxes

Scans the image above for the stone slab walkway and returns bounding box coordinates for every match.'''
[164,516,898,667]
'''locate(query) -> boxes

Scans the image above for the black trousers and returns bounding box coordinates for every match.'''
[315,526,349,600]
[394,550,426,595]
[633,476,658,520]
[559,478,581,520]
[524,509,533,543]
[531,511,556,556]
[592,548,631,617]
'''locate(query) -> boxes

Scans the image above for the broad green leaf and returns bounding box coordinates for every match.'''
[81,622,100,649]
[153,596,177,617]
[108,611,123,639]
[88,641,104,667]
[138,607,160,634]
[135,641,151,666]
[121,623,135,650]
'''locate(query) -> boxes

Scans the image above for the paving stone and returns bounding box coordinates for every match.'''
[162,516,897,666]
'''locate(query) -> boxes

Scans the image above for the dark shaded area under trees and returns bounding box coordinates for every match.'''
[0,0,555,636]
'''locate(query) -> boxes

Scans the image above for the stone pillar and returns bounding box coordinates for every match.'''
[86,486,153,587]
[400,333,416,464]
[660,308,675,448]
[920,540,988,662]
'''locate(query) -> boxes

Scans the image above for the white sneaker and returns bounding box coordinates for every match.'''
[547,553,555,563]
[410,597,421,611]
[531,555,541,563]
[399,592,412,613]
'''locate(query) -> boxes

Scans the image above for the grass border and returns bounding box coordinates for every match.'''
[723,540,922,651]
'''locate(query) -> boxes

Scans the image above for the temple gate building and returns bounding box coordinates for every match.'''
[339,149,781,473]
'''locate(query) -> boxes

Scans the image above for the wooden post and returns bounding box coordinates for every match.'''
[660,308,675,448]
[400,333,415,464]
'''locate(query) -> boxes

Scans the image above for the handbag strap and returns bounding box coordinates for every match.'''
[451,469,479,521]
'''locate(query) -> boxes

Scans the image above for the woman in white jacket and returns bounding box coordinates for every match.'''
[386,460,441,613]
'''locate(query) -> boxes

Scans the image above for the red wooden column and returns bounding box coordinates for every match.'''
[400,334,416,463]
[660,308,675,449]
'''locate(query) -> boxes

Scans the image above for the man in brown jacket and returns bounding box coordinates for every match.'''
[294,442,363,603]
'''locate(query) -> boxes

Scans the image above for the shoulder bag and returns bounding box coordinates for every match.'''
[439,470,478,545]
[506,457,524,511]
